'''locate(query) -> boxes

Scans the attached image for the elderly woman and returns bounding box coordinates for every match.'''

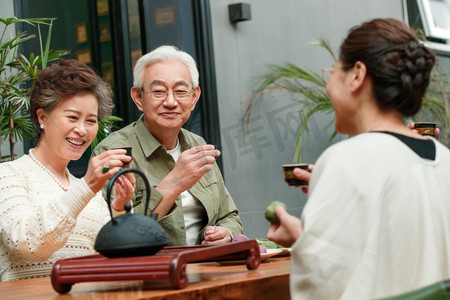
[0,59,135,281]
[267,18,450,299]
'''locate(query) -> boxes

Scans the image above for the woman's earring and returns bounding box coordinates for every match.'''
[40,124,44,129]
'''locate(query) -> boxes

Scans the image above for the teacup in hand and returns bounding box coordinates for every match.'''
[414,122,437,137]
[282,163,309,186]
[113,147,132,167]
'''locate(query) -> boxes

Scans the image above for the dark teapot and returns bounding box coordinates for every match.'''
[94,168,168,258]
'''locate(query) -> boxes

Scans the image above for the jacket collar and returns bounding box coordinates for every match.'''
[135,115,191,158]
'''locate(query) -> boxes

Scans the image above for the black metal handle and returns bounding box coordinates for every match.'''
[105,168,151,223]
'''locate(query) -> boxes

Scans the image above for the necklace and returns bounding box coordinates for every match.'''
[28,148,69,191]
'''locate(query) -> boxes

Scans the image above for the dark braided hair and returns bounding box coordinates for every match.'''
[339,18,435,116]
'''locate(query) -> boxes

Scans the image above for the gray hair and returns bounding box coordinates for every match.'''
[133,45,199,89]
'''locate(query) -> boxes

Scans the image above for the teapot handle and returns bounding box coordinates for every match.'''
[105,168,151,221]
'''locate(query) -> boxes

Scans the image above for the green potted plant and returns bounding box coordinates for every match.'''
[0,17,69,161]
[244,37,449,162]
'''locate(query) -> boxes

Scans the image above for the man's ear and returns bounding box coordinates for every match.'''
[190,86,201,111]
[130,86,144,112]
[351,61,367,92]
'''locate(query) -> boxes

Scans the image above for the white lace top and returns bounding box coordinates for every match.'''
[0,155,110,281]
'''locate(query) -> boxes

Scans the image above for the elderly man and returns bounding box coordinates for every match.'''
[92,45,243,246]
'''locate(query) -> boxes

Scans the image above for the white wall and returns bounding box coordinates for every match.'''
[209,0,404,238]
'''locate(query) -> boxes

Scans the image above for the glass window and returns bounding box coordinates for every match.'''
[418,0,450,40]
[127,0,142,70]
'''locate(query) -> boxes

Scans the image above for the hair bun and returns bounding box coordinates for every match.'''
[339,18,436,116]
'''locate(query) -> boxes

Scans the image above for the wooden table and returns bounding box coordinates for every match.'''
[0,256,290,300]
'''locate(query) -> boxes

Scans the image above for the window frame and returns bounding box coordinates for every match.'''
[403,0,450,55]
[417,0,450,41]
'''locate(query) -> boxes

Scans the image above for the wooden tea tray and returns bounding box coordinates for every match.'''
[51,239,260,294]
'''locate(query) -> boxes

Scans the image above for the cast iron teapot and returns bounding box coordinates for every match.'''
[94,168,168,258]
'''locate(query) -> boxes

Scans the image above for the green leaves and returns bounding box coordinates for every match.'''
[307,36,337,62]
[0,17,56,26]
[90,116,124,151]
[0,17,68,161]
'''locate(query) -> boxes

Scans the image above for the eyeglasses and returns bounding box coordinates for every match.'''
[321,68,332,85]
[141,88,193,101]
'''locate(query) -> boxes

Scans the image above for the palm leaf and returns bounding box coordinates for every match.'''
[243,38,335,162]
[90,116,123,151]
[307,36,337,61]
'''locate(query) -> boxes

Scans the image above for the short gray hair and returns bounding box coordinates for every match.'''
[133,45,199,89]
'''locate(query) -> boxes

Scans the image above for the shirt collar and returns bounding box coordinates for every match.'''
[135,114,192,157]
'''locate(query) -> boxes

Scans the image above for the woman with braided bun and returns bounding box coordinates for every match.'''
[266,18,450,299]
[0,59,135,281]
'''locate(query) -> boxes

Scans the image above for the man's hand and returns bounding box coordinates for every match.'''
[202,226,231,245]
[154,145,220,219]
[157,145,220,194]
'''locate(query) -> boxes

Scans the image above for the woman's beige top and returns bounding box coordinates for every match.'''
[0,155,110,281]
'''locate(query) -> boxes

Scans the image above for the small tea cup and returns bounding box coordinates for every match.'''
[282,163,309,186]
[414,122,437,137]
[113,147,132,167]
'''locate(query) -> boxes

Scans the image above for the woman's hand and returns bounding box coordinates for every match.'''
[266,205,303,248]
[83,149,132,194]
[111,168,135,212]
[202,225,231,245]
[294,164,314,194]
